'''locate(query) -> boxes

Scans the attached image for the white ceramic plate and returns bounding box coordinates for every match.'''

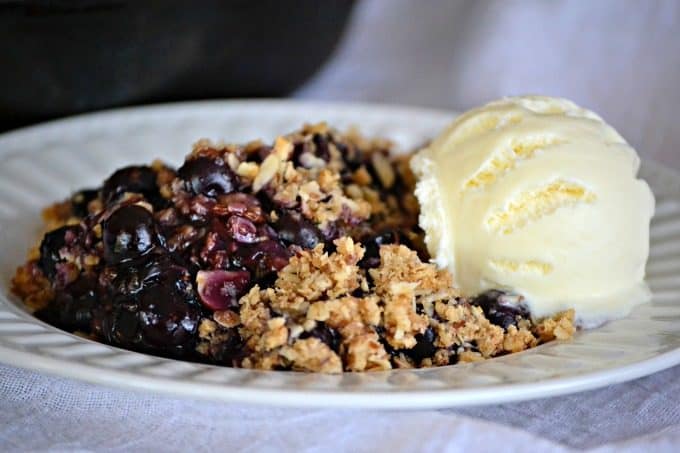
[0,100,679,409]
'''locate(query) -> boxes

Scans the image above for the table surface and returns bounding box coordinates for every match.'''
[3,0,680,451]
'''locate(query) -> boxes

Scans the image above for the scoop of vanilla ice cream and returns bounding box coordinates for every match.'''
[411,96,655,326]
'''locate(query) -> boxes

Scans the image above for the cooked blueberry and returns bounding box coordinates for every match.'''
[257,224,280,241]
[49,275,98,331]
[136,281,200,348]
[320,222,340,244]
[196,269,251,311]
[111,254,186,296]
[178,157,236,197]
[257,146,273,162]
[232,239,290,281]
[108,264,144,296]
[245,145,273,163]
[312,133,331,162]
[273,210,322,249]
[226,216,258,243]
[206,328,244,364]
[70,189,99,217]
[402,327,437,362]
[255,272,278,290]
[102,205,156,264]
[102,166,158,204]
[100,269,200,354]
[110,303,142,345]
[471,290,530,329]
[351,287,368,298]
[374,325,397,357]
[38,225,83,278]
[359,231,409,269]
[138,254,185,285]
[300,322,341,352]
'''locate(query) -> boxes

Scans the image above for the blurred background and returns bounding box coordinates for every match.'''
[2,0,679,169]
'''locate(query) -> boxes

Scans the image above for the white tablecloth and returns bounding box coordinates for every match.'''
[2,364,679,452]
[3,0,680,451]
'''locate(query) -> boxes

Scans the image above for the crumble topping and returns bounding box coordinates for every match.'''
[200,239,575,372]
[279,338,343,373]
[11,262,53,311]
[534,310,576,341]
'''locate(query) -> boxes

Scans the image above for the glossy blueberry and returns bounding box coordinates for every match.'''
[231,239,290,281]
[135,281,200,348]
[178,157,236,197]
[471,290,530,329]
[196,269,251,311]
[274,210,322,249]
[38,225,83,278]
[102,205,156,264]
[300,322,341,352]
[359,231,409,269]
[402,327,437,363]
[102,166,159,204]
[38,275,98,332]
[110,253,184,296]
[98,261,200,355]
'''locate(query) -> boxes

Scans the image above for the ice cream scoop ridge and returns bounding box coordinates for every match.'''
[411,96,655,326]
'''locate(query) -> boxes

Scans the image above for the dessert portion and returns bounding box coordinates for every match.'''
[411,96,655,326]
[12,122,574,372]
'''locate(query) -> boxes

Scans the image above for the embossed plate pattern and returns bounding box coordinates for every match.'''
[0,100,678,408]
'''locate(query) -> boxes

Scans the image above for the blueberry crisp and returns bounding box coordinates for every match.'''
[12,123,574,372]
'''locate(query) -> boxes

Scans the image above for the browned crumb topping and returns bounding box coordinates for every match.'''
[11,262,53,311]
[534,310,576,342]
[41,200,74,228]
[279,338,343,373]
[197,238,576,373]
[170,123,418,241]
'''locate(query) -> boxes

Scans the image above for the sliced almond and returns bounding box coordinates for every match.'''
[273,136,294,160]
[236,161,259,179]
[289,324,304,339]
[226,153,240,171]
[371,152,396,189]
[252,153,280,192]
